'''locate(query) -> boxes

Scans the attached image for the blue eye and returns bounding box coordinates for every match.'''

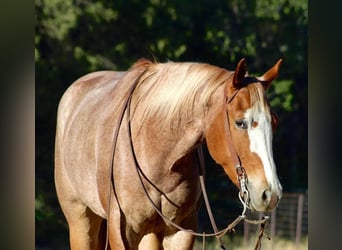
[235,120,248,129]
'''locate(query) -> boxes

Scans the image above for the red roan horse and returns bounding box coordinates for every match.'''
[55,58,283,249]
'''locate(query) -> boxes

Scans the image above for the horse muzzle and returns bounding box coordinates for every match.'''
[247,183,282,212]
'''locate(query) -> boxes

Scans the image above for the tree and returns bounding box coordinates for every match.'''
[35,0,307,247]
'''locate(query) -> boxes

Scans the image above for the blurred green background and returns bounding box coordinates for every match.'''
[35,0,307,248]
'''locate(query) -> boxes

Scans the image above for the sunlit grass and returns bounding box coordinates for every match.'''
[194,235,308,250]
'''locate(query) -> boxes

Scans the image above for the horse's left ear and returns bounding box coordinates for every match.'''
[257,59,283,89]
[232,58,247,89]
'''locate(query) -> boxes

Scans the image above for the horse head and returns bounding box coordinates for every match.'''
[206,59,283,211]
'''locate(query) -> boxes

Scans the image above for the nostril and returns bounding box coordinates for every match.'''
[269,192,279,209]
[260,189,281,210]
[262,190,268,201]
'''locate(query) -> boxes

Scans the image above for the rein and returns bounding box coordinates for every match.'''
[105,71,270,250]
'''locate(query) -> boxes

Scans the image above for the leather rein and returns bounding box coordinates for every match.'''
[105,71,270,250]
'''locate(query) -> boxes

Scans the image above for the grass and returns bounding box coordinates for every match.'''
[194,235,308,250]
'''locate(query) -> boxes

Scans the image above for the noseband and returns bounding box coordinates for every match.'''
[105,71,269,250]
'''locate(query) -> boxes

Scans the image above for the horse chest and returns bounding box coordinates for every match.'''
[161,183,200,219]
[125,176,201,232]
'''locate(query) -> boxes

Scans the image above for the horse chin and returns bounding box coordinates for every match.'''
[248,200,271,212]
[249,201,274,212]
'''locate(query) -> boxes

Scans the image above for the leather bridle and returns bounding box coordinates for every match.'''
[225,88,250,212]
[105,70,269,250]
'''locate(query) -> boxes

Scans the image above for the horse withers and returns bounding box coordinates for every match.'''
[55,58,282,249]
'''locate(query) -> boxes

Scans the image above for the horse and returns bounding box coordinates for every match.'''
[54,58,283,250]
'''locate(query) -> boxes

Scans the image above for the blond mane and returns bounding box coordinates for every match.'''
[129,59,233,128]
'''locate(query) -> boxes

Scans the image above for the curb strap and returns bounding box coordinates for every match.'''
[237,165,250,214]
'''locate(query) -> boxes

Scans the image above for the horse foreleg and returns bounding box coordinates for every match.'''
[138,233,161,250]
[107,207,126,249]
[163,231,195,250]
[162,210,197,250]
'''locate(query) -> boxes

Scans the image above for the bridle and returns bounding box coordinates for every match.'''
[225,88,250,213]
[105,70,270,250]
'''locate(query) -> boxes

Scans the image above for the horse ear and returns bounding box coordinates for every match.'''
[257,59,283,89]
[232,58,247,89]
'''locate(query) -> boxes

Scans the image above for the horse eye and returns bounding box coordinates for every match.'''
[235,120,248,129]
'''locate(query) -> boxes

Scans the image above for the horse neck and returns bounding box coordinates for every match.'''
[131,109,209,181]
[203,83,227,132]
[130,116,203,176]
[130,84,227,175]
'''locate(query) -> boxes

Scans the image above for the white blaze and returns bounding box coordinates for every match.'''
[244,108,281,191]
